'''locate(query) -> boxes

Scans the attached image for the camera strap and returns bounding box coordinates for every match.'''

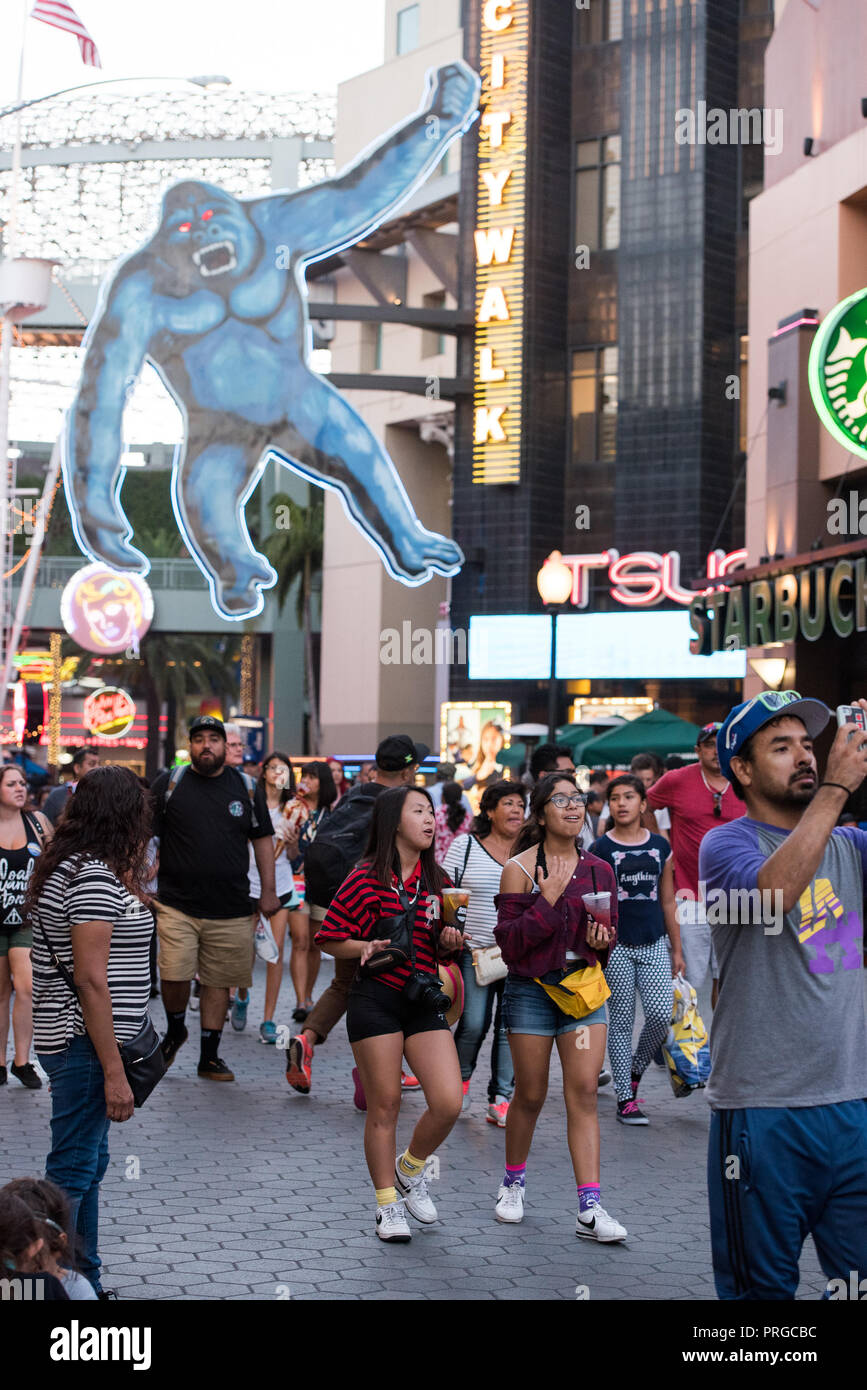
[394,871,426,970]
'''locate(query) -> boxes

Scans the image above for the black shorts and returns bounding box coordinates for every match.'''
[347,977,451,1044]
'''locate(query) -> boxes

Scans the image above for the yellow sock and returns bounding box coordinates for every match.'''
[397,1149,426,1178]
[375,1186,397,1207]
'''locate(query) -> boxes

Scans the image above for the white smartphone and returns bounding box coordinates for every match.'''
[836,704,867,732]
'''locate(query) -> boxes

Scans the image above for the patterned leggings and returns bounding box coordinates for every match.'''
[604,938,673,1102]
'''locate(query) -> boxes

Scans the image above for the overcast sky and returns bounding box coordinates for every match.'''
[1,0,386,104]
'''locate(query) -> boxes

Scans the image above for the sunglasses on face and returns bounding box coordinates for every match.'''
[549,793,587,808]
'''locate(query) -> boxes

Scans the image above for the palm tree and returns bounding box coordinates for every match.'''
[66,633,241,779]
[262,491,323,754]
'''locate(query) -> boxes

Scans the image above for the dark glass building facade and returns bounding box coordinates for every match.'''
[449,0,774,729]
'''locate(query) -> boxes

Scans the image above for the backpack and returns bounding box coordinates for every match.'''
[161,763,261,832]
[302,784,381,909]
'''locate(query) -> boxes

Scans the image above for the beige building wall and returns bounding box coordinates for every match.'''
[745,1,867,695]
[319,0,465,753]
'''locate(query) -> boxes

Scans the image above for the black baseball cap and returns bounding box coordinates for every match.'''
[375,734,430,771]
[189,715,226,739]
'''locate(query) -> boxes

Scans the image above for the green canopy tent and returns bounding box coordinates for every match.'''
[577,708,703,765]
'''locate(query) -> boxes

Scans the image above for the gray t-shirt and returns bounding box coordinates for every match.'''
[699,818,867,1109]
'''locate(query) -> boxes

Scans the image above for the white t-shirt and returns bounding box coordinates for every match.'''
[441,833,506,950]
[248,804,294,898]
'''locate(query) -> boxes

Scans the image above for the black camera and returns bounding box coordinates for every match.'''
[403,969,450,1013]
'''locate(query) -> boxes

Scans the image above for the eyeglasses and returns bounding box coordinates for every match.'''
[724,690,803,750]
[549,793,587,808]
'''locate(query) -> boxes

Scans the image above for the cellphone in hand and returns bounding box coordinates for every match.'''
[836,704,867,732]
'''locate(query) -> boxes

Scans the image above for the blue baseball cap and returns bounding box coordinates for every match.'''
[717,691,831,782]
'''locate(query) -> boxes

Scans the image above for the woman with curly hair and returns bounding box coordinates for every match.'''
[27,766,154,1298]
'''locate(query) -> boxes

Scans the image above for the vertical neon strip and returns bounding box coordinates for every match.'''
[473,0,528,486]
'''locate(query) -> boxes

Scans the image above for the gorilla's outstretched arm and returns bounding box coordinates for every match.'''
[255,61,480,263]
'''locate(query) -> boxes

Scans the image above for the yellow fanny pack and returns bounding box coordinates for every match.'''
[534,962,611,1019]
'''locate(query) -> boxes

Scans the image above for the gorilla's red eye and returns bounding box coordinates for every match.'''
[178,222,192,232]
[201,209,214,221]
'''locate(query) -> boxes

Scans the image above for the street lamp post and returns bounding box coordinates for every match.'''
[536,551,573,743]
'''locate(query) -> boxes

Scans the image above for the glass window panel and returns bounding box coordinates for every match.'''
[575,168,600,251]
[603,135,621,163]
[606,0,623,41]
[571,352,597,463]
[601,163,620,249]
[396,4,420,55]
[577,3,604,45]
[576,140,599,169]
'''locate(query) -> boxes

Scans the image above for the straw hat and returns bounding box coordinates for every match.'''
[437,961,465,1027]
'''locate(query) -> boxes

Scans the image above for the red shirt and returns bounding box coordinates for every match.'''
[314,861,451,992]
[646,763,745,896]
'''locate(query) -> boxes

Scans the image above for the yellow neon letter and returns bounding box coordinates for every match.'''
[474,226,515,266]
[483,0,514,32]
[475,406,508,443]
[481,168,511,206]
[482,111,512,147]
[479,348,506,382]
[477,286,510,322]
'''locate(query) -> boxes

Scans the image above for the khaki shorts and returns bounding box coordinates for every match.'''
[155,901,256,988]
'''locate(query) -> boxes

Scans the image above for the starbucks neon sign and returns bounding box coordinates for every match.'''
[809,288,867,461]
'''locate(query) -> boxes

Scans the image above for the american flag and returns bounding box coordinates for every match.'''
[30,2,102,68]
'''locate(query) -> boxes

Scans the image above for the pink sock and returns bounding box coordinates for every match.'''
[503,1163,526,1188]
[577,1182,601,1212]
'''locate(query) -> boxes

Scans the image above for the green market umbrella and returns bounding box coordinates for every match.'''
[577,708,703,764]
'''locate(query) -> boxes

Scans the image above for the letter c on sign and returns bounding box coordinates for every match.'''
[483,0,514,31]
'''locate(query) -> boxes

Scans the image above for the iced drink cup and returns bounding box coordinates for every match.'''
[442,888,471,929]
[581,890,611,929]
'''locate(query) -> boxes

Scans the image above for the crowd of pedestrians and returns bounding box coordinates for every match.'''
[2,692,865,1301]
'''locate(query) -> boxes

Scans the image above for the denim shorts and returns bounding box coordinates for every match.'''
[502,971,609,1037]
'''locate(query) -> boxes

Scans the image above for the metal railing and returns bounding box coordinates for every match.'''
[29,557,206,591]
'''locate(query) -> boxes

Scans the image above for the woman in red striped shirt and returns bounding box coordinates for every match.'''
[314,786,466,1243]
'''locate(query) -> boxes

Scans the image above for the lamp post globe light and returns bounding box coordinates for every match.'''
[536,550,573,742]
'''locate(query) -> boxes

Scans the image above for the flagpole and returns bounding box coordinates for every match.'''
[0,0,29,716]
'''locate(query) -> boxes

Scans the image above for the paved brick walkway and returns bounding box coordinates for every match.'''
[2,960,828,1300]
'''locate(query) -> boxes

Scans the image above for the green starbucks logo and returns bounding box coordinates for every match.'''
[809,289,867,462]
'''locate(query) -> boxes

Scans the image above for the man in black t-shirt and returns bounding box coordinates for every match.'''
[151,716,279,1082]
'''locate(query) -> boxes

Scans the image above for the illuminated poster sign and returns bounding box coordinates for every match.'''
[62,65,481,620]
[440,700,512,765]
[473,0,528,485]
[561,548,747,608]
[61,564,154,655]
[808,288,867,461]
[83,687,137,740]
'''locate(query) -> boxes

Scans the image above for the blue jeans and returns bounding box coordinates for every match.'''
[453,948,513,1101]
[37,1034,111,1294]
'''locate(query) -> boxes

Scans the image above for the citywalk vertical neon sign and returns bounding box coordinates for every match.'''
[473,0,528,485]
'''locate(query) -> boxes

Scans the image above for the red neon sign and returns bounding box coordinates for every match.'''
[83,687,137,740]
[560,549,747,609]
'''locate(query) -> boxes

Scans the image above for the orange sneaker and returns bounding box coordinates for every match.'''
[286,1034,313,1093]
[486,1097,509,1127]
[400,1070,420,1090]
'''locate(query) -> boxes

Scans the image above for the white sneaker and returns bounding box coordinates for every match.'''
[575,1200,627,1242]
[375,1201,412,1242]
[394,1160,438,1224]
[495,1182,525,1223]
[486,1096,509,1127]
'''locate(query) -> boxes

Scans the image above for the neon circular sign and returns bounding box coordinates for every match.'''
[809,288,867,462]
[60,564,153,655]
[83,686,137,740]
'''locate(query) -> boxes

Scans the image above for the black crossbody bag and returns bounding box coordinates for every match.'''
[34,862,166,1108]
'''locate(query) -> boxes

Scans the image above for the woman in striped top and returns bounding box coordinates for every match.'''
[27,767,154,1297]
[315,785,466,1243]
[442,780,527,1126]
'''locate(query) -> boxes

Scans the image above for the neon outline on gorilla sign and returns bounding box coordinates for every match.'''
[62,64,482,622]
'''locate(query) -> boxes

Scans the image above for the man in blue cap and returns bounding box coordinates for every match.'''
[699,690,867,1300]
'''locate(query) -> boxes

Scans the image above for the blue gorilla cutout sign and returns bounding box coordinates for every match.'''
[64,62,480,620]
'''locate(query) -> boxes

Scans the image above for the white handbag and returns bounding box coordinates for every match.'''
[254,914,280,964]
[472,944,507,986]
